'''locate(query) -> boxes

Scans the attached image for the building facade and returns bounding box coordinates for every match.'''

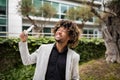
[0,0,103,38]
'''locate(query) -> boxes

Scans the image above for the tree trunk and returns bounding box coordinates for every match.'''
[102,17,120,63]
[32,26,42,38]
[26,15,46,37]
[77,22,85,38]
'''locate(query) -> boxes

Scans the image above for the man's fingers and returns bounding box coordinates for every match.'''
[19,32,28,42]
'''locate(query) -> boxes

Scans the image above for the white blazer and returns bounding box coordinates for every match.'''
[19,42,80,80]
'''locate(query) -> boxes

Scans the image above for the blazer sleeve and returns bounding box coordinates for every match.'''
[72,53,80,80]
[19,41,41,65]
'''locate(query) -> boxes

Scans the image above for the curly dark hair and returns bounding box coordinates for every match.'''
[53,20,81,48]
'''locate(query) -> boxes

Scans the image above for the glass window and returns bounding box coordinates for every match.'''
[83,29,94,38]
[43,27,51,36]
[94,0,102,2]
[0,0,6,6]
[89,30,93,34]
[0,0,6,15]
[0,0,7,36]
[0,33,6,36]
[33,0,42,9]
[94,30,98,37]
[23,26,32,36]
[0,26,6,31]
[43,27,51,33]
[53,14,59,18]
[22,26,29,31]
[61,14,66,19]
[83,29,87,34]
[43,1,51,4]
[52,2,59,19]
[61,4,67,13]
[95,31,97,34]
[88,18,93,22]
[69,5,74,9]
[0,18,6,25]
[83,29,87,37]
[38,0,47,1]
[0,26,6,37]
[0,15,6,18]
[52,2,59,12]
[60,4,68,19]
[0,6,6,15]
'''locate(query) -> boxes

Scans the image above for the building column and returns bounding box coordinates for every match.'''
[8,0,22,37]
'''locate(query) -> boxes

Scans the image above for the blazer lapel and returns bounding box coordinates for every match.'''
[42,43,55,79]
[66,48,72,80]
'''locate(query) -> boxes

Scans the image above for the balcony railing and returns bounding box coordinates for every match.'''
[0,32,102,38]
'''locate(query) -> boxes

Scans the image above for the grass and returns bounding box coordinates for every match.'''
[79,58,120,80]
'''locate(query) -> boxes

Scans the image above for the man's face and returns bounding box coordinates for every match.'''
[55,27,70,43]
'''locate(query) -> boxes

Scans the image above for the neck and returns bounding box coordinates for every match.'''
[56,42,67,53]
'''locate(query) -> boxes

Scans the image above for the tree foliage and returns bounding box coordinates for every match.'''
[17,0,57,31]
[37,3,57,19]
[77,5,94,22]
[18,0,35,16]
[66,7,77,20]
[66,5,94,23]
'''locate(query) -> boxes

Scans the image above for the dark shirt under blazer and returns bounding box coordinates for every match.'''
[45,44,68,80]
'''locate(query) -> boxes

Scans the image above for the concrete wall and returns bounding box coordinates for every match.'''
[8,0,22,37]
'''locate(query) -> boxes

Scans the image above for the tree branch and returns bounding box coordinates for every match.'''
[26,15,38,28]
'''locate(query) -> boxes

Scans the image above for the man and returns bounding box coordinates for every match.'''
[19,20,80,80]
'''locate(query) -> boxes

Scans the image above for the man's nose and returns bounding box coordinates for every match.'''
[57,30,63,33]
[57,31,62,35]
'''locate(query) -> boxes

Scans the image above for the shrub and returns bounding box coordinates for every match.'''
[0,65,35,80]
[75,38,106,62]
[0,37,106,79]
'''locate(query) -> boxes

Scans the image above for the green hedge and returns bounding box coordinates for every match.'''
[0,37,106,79]
[76,38,106,62]
[0,37,55,73]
